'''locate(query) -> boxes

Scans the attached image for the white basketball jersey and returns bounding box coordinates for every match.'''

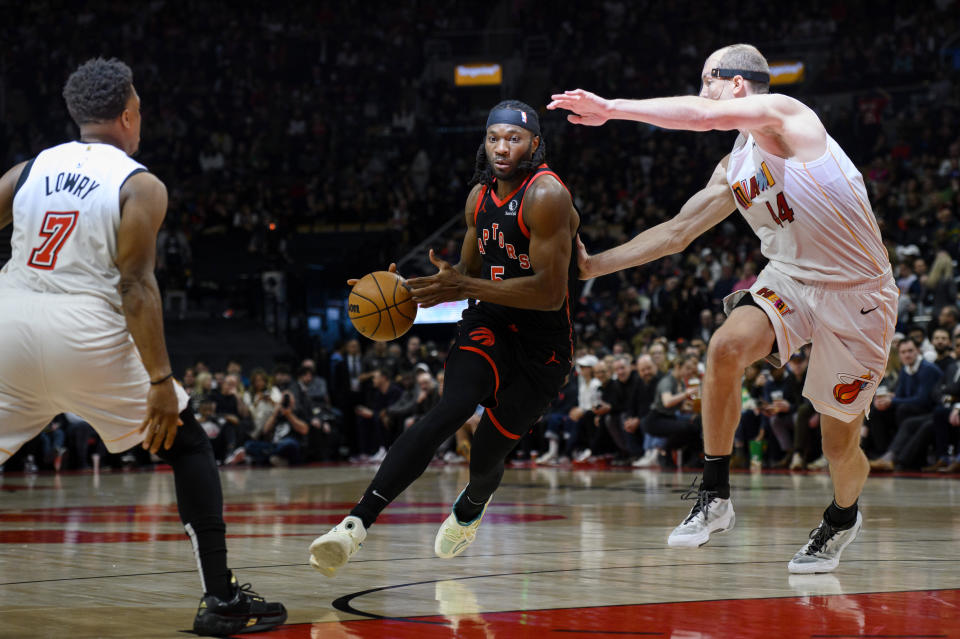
[726,134,889,283]
[0,141,146,309]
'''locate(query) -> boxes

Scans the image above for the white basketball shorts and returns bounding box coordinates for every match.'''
[723,264,898,422]
[0,290,188,463]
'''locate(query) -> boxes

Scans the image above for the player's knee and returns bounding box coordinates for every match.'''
[707,331,754,371]
[821,433,858,464]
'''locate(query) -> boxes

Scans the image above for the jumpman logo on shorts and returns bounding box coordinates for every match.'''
[545,351,561,365]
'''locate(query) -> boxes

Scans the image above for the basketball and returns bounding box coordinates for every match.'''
[348,270,417,341]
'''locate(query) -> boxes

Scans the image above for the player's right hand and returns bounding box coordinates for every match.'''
[140,379,182,454]
[347,262,398,286]
[546,89,611,126]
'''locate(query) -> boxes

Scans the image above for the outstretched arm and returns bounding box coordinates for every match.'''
[579,157,736,279]
[548,89,826,159]
[549,89,797,131]
[407,177,578,311]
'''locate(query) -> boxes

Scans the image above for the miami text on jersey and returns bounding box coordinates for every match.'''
[730,161,774,209]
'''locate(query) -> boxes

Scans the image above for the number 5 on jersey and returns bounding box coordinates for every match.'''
[490,266,504,281]
[28,211,79,270]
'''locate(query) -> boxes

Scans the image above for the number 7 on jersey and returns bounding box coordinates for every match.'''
[28,211,79,270]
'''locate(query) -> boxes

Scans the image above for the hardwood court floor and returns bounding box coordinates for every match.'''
[1,463,958,638]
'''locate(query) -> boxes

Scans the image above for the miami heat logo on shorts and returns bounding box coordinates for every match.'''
[469,327,495,347]
[832,373,875,405]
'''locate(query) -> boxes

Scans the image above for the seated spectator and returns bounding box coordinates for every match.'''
[732,362,766,468]
[867,338,942,462]
[908,325,936,363]
[569,354,603,462]
[244,389,310,466]
[353,368,402,462]
[191,371,214,412]
[384,371,419,440]
[930,328,955,372]
[925,339,960,471]
[398,335,424,376]
[648,341,669,375]
[626,354,665,468]
[779,350,821,470]
[537,369,580,464]
[407,367,441,429]
[214,373,251,452]
[759,363,800,467]
[299,359,330,406]
[875,339,960,471]
[643,354,702,467]
[196,399,230,463]
[270,364,294,401]
[577,358,619,462]
[242,368,275,440]
[608,354,642,462]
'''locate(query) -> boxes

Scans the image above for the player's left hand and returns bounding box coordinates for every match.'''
[576,235,596,280]
[405,249,464,307]
[546,89,611,126]
[140,379,182,454]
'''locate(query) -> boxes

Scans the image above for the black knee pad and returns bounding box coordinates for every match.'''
[155,408,214,463]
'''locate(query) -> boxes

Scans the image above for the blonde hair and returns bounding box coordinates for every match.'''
[194,371,212,394]
[926,250,954,288]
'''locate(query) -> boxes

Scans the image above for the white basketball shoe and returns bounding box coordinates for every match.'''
[435,492,489,559]
[309,515,367,577]
[788,511,862,574]
[667,479,736,548]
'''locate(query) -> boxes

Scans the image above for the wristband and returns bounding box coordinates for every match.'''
[150,373,174,385]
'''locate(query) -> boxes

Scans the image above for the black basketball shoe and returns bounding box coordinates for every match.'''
[193,572,287,636]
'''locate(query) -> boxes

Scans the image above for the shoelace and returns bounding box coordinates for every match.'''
[679,477,717,524]
[803,521,837,555]
[225,580,265,604]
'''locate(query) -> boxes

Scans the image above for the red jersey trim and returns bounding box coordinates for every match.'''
[473,185,488,225]
[516,169,569,240]
[486,407,521,440]
[458,345,500,400]
[489,172,533,208]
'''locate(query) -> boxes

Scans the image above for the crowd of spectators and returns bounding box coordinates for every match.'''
[7,315,959,474]
[2,2,960,474]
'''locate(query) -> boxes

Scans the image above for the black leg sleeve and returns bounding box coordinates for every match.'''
[351,351,495,528]
[155,409,231,599]
[459,411,522,511]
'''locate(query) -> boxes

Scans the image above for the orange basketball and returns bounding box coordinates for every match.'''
[348,271,417,341]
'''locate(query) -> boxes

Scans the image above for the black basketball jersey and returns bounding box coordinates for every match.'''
[470,163,579,354]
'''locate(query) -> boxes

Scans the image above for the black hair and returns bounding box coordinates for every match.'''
[62,57,134,126]
[469,100,546,187]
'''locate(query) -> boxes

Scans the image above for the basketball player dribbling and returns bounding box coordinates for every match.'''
[0,58,285,635]
[548,43,897,573]
[309,101,580,575]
